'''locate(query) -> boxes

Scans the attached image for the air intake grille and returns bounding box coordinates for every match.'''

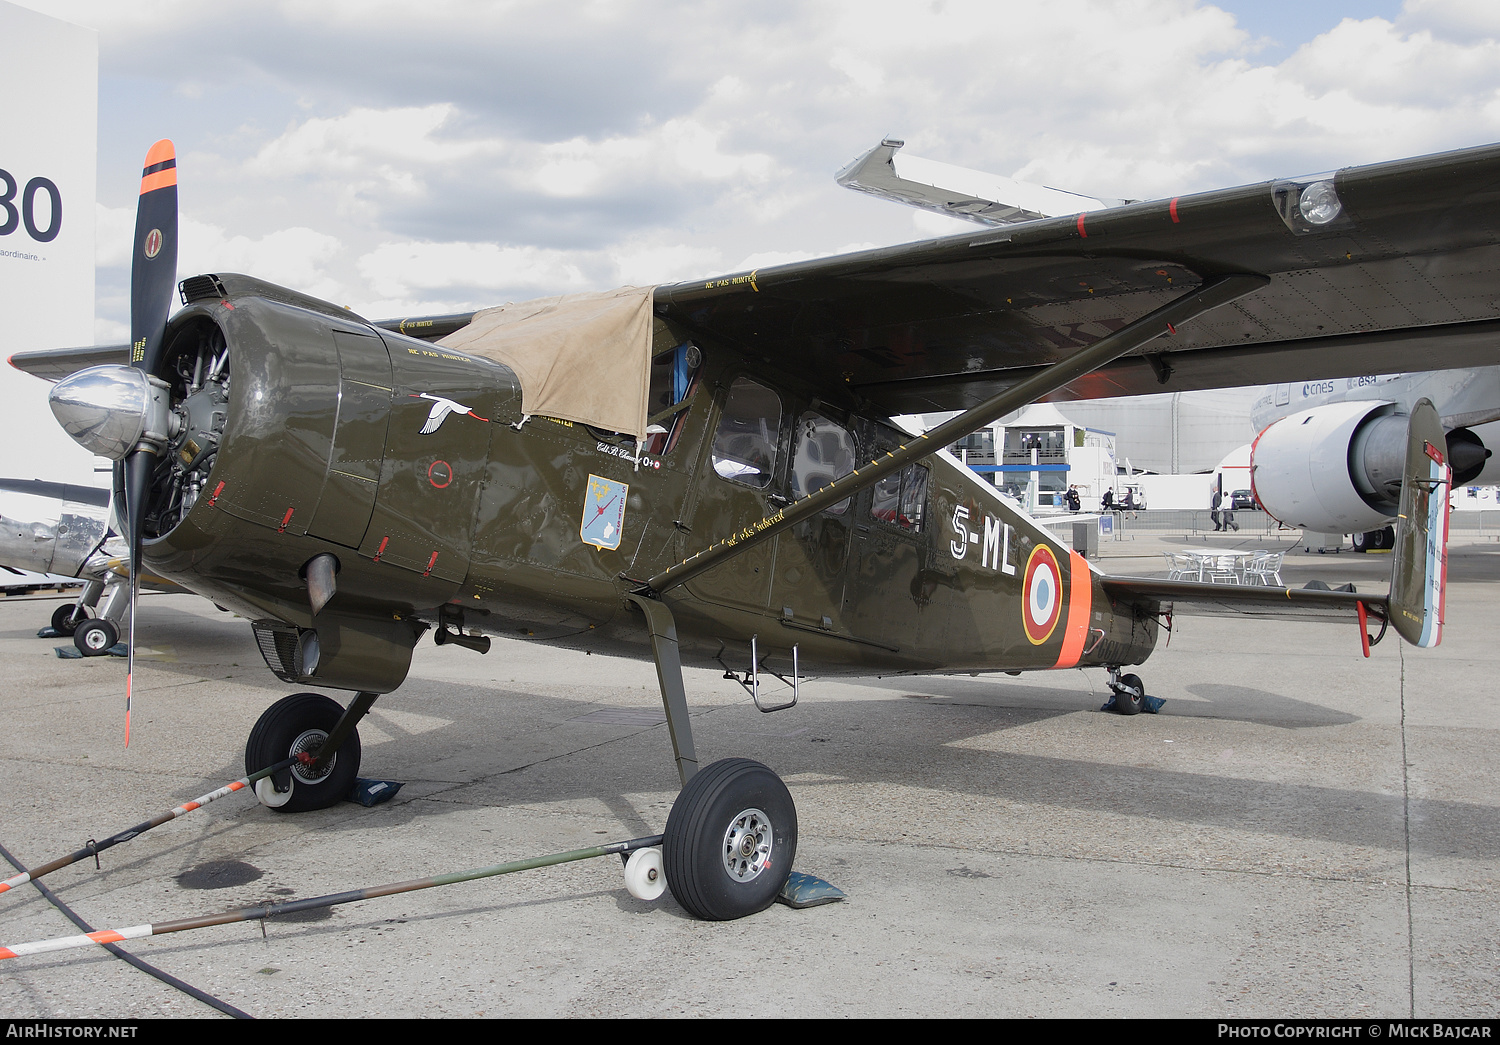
[179,274,227,305]
[252,620,305,683]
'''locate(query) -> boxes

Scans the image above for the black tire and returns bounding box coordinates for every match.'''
[1378,525,1395,551]
[245,693,360,813]
[663,758,796,921]
[74,618,118,656]
[1113,673,1145,715]
[51,603,81,636]
[1352,531,1372,553]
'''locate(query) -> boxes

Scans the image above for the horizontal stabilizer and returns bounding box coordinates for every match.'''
[1100,576,1384,625]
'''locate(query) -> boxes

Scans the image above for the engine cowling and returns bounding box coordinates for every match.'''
[1250,401,1408,535]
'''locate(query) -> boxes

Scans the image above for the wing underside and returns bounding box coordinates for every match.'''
[657,143,1500,415]
[9,344,129,382]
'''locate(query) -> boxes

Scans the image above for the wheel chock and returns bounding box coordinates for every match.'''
[775,870,845,909]
[350,778,404,807]
[54,643,128,659]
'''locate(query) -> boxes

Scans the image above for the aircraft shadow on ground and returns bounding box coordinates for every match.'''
[105,674,1500,872]
[857,673,1358,728]
[21,600,1491,884]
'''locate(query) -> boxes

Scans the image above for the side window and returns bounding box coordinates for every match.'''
[643,342,703,456]
[870,463,928,532]
[712,377,781,489]
[790,412,855,514]
[899,464,928,531]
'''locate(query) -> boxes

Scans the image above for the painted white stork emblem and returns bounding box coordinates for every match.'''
[411,393,489,435]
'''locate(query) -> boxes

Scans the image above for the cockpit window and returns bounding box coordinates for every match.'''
[790,412,855,514]
[712,377,781,489]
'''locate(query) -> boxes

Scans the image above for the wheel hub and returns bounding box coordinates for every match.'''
[288,728,334,784]
[721,807,773,882]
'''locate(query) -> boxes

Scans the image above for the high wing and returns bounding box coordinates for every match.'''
[655,142,1500,415]
[15,143,1500,406]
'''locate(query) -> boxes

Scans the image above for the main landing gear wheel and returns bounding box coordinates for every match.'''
[1352,526,1396,552]
[73,618,118,656]
[662,758,796,921]
[245,693,361,813]
[51,604,81,636]
[1112,673,1145,716]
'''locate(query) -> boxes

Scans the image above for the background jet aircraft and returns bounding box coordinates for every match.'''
[11,139,1480,921]
[1247,369,1497,546]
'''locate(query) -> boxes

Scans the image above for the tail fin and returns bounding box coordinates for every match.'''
[1389,398,1451,647]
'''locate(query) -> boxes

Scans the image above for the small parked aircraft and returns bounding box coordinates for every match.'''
[0,477,188,654]
[11,138,1477,919]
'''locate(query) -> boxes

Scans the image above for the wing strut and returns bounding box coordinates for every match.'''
[641,273,1268,597]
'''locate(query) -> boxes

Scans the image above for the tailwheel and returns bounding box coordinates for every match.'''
[624,847,667,901]
[74,618,118,656]
[245,693,361,813]
[662,758,796,920]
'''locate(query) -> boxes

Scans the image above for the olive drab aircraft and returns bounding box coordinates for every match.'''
[9,140,1485,920]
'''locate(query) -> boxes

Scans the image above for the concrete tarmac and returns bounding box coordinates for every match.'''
[0,534,1496,1018]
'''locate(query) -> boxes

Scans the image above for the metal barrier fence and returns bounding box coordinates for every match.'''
[1046,508,1500,545]
[1453,510,1500,538]
[1100,509,1290,541]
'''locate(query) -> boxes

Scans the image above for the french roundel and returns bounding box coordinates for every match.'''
[1022,545,1063,645]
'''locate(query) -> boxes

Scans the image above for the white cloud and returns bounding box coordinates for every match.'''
[36,0,1500,327]
[357,240,589,305]
[179,221,344,301]
[95,203,133,268]
[251,104,500,179]
[607,241,726,287]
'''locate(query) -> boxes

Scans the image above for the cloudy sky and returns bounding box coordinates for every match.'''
[14,0,1500,343]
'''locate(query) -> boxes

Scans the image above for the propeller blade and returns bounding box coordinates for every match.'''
[123,139,179,747]
[130,139,177,376]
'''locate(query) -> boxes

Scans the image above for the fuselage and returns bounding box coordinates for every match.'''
[143,279,1157,694]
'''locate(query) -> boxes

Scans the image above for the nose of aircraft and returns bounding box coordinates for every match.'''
[48,365,173,462]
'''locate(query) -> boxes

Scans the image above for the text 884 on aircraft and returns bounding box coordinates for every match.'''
[11,139,1479,920]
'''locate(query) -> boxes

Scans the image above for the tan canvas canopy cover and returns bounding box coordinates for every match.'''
[438,285,657,442]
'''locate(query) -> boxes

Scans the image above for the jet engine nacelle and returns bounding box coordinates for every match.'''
[1250,401,1410,535]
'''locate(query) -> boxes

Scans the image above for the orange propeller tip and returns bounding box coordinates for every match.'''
[139,140,178,195]
[143,139,176,166]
